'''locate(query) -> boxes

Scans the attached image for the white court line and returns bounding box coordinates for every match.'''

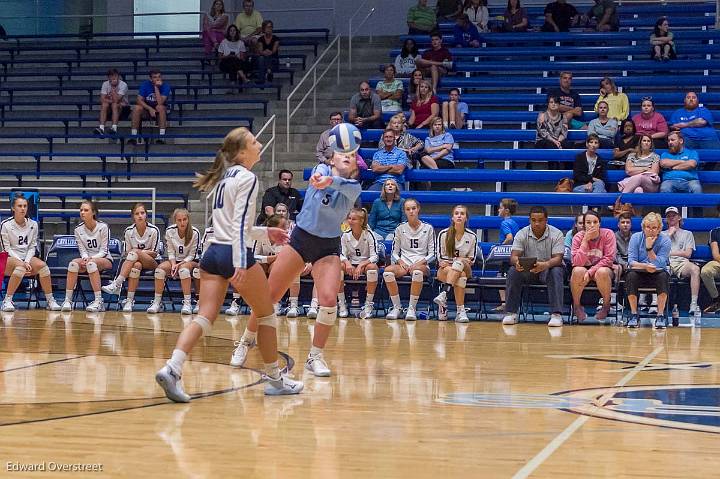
[511,345,665,479]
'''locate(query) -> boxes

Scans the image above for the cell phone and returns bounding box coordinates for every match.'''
[518,257,537,270]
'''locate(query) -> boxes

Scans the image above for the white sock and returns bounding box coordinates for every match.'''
[65,290,73,302]
[94,291,102,301]
[409,295,419,308]
[167,349,187,374]
[264,360,280,379]
[241,328,256,344]
[115,275,126,284]
[337,293,346,306]
[127,291,135,300]
[691,295,698,306]
[98,124,105,131]
[457,304,465,312]
[233,292,241,300]
[159,129,166,135]
[153,294,162,303]
[365,292,374,304]
[289,296,298,307]
[310,298,318,308]
[183,294,192,302]
[390,294,401,308]
[111,124,117,131]
[310,345,323,356]
[3,295,10,303]
[131,128,138,135]
[45,293,55,303]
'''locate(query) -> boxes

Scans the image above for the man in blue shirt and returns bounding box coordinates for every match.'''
[669,91,720,150]
[453,14,481,48]
[369,129,408,191]
[659,131,702,194]
[129,70,172,145]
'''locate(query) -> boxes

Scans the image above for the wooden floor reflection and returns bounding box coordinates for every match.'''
[1,310,719,478]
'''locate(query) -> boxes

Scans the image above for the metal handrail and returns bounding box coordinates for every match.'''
[348,0,377,71]
[256,114,277,172]
[286,35,341,151]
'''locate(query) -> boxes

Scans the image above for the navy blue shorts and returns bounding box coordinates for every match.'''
[289,227,340,264]
[200,244,255,279]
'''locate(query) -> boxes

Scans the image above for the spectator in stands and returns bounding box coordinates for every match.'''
[464,0,489,32]
[437,0,464,21]
[416,33,453,94]
[217,25,251,86]
[565,213,584,248]
[376,65,404,113]
[535,95,569,150]
[701,211,720,313]
[234,0,263,47]
[570,210,616,321]
[670,91,720,150]
[369,179,406,239]
[202,0,229,55]
[408,69,425,105]
[548,72,583,129]
[660,131,702,194]
[625,212,671,328]
[613,119,640,163]
[453,14,481,48]
[665,206,701,313]
[421,116,455,169]
[408,80,439,129]
[258,169,303,224]
[542,0,579,32]
[581,0,618,32]
[632,97,668,147]
[495,198,521,313]
[613,212,632,302]
[503,0,529,32]
[129,70,170,145]
[618,134,661,193]
[503,205,566,327]
[349,81,384,129]
[407,0,437,35]
[95,68,129,136]
[587,101,617,149]
[573,133,607,192]
[384,112,424,167]
[370,129,408,190]
[442,88,469,129]
[316,112,344,164]
[595,77,628,121]
[651,17,676,61]
[256,20,279,83]
[395,39,420,78]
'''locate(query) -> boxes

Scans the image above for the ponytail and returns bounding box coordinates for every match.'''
[194,127,252,192]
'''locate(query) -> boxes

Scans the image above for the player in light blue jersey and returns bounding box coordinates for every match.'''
[231,123,362,377]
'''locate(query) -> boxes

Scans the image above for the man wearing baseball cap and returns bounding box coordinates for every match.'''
[665,206,700,313]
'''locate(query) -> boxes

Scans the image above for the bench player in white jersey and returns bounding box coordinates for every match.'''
[102,203,161,312]
[147,208,200,315]
[434,205,478,323]
[0,194,61,312]
[231,123,362,377]
[155,127,302,402]
[340,207,379,319]
[61,200,114,312]
[383,198,436,320]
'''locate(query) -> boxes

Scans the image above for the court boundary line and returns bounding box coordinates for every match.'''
[511,345,664,479]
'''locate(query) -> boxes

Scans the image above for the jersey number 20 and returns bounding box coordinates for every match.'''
[87,239,97,249]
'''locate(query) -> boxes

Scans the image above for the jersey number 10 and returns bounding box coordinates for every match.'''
[213,184,226,210]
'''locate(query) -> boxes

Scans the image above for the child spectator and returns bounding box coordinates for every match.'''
[651,17,675,61]
[129,70,171,145]
[94,68,129,136]
[441,88,469,129]
[613,119,640,163]
[202,0,229,55]
[421,116,455,169]
[395,39,420,77]
[565,213,584,248]
[573,133,607,193]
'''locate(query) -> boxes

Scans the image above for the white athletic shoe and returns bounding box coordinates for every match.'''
[338,302,349,318]
[122,298,135,313]
[146,301,164,314]
[101,281,121,296]
[85,299,105,312]
[455,309,469,323]
[229,339,255,367]
[502,313,518,325]
[155,365,191,403]
[385,306,402,320]
[433,290,447,308]
[548,314,564,327]
[224,300,240,316]
[405,305,417,321]
[264,373,304,396]
[181,300,193,315]
[359,302,374,319]
[438,304,448,321]
[1,300,14,312]
[274,303,282,316]
[46,299,62,311]
[305,352,331,377]
[307,306,318,319]
[286,306,300,318]
[192,302,199,314]
[61,300,73,312]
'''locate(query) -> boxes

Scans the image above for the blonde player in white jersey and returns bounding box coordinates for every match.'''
[155,127,302,402]
[340,207,379,319]
[383,198,436,320]
[102,203,161,312]
[433,205,478,323]
[61,200,113,312]
[0,194,61,312]
[147,208,200,315]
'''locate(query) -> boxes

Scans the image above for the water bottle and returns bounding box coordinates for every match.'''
[694,309,702,328]
[671,304,679,327]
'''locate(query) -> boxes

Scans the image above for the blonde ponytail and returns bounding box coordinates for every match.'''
[194,127,252,192]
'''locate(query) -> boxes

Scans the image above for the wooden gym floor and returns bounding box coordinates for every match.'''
[1,310,719,478]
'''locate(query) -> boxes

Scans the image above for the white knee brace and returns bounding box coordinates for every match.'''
[365,269,378,282]
[129,268,141,279]
[38,265,50,278]
[456,276,467,288]
[11,266,25,278]
[154,268,166,280]
[383,271,397,284]
[67,261,80,273]
[126,251,139,263]
[86,261,98,274]
[316,306,337,326]
[257,313,278,329]
[192,267,201,279]
[451,260,465,273]
[411,270,424,283]
[178,268,192,280]
[192,315,212,336]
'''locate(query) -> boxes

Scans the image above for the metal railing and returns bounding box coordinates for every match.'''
[348,0,377,71]
[256,114,277,172]
[285,35,341,151]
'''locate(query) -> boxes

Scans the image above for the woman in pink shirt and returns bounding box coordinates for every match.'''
[631,97,668,147]
[570,210,617,322]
